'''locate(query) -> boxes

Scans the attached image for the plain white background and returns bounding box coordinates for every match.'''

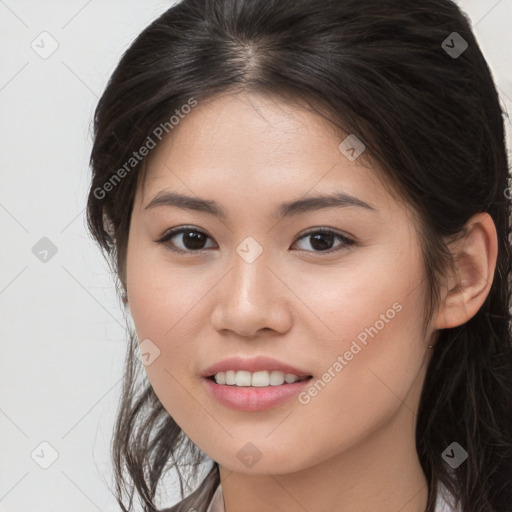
[0,1,511,511]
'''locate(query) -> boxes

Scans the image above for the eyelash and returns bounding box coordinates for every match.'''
[155,225,356,256]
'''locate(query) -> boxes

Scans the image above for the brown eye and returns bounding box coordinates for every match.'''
[157,227,216,253]
[156,226,355,255]
[292,229,355,253]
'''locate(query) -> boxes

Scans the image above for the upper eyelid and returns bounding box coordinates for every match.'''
[158,225,353,239]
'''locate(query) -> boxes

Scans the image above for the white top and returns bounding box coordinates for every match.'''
[205,482,458,512]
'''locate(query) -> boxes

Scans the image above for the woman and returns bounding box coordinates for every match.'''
[86,0,512,511]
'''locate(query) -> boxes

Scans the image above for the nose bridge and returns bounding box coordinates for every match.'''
[211,235,291,336]
[230,235,273,308]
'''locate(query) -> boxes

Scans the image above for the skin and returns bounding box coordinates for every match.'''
[125,91,497,512]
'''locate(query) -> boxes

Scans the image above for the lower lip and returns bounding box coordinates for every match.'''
[203,377,313,411]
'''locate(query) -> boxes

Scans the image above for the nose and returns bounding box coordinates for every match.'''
[210,246,293,338]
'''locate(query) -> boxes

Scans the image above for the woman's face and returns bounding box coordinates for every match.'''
[125,91,434,474]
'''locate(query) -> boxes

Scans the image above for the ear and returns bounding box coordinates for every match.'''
[433,212,498,330]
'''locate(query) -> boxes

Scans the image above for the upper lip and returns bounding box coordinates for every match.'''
[202,356,312,378]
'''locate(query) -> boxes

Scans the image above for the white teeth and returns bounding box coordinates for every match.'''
[213,370,306,387]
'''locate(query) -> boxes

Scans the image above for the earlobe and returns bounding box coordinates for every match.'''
[433,212,498,330]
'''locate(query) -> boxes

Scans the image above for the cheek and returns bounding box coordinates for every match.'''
[126,240,205,340]
[293,246,428,416]
[292,243,424,350]
[125,243,213,407]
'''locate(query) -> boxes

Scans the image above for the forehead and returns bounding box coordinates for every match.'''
[136,91,396,212]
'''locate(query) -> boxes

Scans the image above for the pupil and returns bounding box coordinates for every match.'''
[184,231,206,249]
[310,233,333,251]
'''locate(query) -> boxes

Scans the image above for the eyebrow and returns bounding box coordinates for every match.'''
[144,190,377,219]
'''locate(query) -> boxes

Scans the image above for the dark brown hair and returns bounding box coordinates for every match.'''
[86,0,512,510]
